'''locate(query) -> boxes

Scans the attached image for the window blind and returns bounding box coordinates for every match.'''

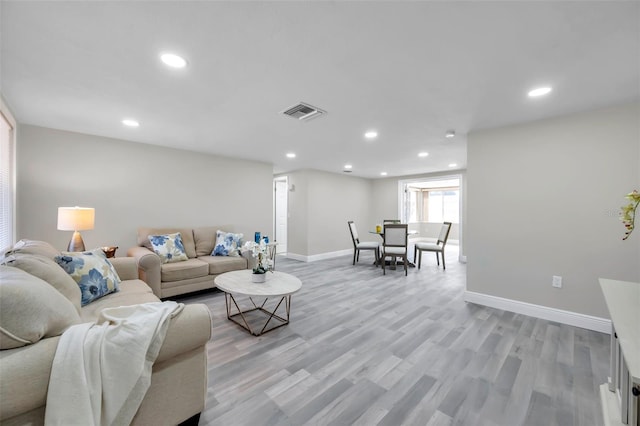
[0,112,14,249]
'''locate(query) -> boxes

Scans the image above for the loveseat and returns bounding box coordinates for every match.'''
[127,226,254,299]
[0,240,212,426]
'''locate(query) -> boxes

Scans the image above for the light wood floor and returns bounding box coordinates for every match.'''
[176,245,609,426]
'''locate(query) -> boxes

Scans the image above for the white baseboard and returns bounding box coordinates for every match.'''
[285,249,352,263]
[464,291,611,334]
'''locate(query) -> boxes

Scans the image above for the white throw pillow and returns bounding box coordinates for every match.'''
[0,266,81,349]
[55,249,121,306]
[212,230,243,257]
[1,253,82,312]
[148,232,189,264]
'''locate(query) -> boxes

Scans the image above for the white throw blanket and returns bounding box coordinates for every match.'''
[45,301,184,426]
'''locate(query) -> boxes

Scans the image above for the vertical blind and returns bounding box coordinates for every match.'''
[0,111,14,249]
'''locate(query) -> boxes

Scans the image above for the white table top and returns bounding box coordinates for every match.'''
[599,278,640,382]
[215,270,302,297]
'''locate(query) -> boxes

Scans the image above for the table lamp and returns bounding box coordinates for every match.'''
[57,206,95,252]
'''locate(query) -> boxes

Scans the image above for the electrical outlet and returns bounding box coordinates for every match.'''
[552,276,562,288]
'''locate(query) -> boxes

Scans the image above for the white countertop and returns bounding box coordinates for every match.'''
[215,270,302,297]
[599,278,640,383]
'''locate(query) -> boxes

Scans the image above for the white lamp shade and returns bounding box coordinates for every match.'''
[57,207,95,231]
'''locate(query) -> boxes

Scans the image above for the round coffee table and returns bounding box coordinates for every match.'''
[214,270,302,336]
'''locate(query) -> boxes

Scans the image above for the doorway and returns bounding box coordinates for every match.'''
[398,175,462,246]
[273,177,288,254]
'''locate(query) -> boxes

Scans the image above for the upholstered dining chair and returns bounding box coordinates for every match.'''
[414,221,452,269]
[382,223,408,276]
[347,221,380,266]
[266,242,278,271]
[383,219,401,224]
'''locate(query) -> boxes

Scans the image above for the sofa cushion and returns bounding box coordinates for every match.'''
[0,266,81,349]
[198,255,248,275]
[3,239,60,259]
[55,249,121,306]
[160,258,209,282]
[80,279,158,322]
[212,230,243,257]
[138,227,196,258]
[1,254,82,312]
[148,233,189,264]
[193,226,234,257]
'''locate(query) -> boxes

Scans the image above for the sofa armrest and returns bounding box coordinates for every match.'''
[0,336,60,421]
[109,257,139,280]
[156,303,212,363]
[127,246,162,297]
[241,250,257,270]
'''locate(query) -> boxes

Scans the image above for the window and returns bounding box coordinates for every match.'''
[401,177,460,224]
[0,107,15,249]
[427,190,460,223]
[407,188,420,222]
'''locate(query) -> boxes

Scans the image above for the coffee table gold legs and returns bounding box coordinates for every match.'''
[224,293,292,336]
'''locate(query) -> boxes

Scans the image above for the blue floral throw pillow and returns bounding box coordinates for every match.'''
[148,232,189,264]
[54,249,121,306]
[212,230,243,257]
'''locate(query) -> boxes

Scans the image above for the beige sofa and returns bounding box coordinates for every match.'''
[127,226,253,299]
[0,240,212,426]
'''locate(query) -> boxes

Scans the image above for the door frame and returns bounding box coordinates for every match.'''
[273,176,288,254]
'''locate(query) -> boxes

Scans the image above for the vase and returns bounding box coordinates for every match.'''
[251,273,266,283]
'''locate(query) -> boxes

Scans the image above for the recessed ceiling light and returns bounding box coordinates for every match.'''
[448,163,457,168]
[445,130,456,138]
[286,152,296,158]
[418,152,429,158]
[160,53,187,68]
[364,131,378,139]
[344,164,353,169]
[528,86,552,97]
[122,119,139,127]
[380,172,388,176]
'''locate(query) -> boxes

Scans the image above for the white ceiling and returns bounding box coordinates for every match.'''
[2,1,639,178]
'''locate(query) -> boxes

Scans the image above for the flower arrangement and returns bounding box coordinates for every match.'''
[243,240,273,274]
[621,190,640,240]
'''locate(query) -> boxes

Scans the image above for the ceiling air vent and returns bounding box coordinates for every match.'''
[282,102,326,121]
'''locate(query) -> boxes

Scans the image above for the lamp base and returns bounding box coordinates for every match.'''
[67,231,86,252]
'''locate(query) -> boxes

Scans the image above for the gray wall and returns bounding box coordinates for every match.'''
[280,169,373,257]
[16,125,273,253]
[467,102,640,318]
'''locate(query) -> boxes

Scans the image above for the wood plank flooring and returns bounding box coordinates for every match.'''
[175,246,609,426]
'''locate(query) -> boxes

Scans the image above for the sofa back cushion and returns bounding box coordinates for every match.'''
[0,266,81,349]
[137,228,196,259]
[1,254,82,312]
[193,226,234,257]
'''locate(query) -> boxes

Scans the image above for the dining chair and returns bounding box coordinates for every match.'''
[413,222,452,269]
[266,242,278,271]
[383,219,401,224]
[382,223,408,276]
[347,221,380,266]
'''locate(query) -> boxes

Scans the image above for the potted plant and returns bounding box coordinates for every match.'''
[243,240,273,282]
[621,190,640,240]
